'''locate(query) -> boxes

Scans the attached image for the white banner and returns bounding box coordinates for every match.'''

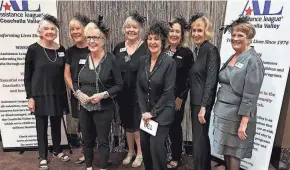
[0,0,68,149]
[209,0,290,169]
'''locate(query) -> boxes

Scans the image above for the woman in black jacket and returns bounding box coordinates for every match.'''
[137,20,176,170]
[166,15,193,169]
[72,16,123,170]
[188,13,220,170]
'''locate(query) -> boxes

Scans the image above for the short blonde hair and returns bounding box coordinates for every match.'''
[84,22,106,39]
[191,16,213,40]
[69,19,85,40]
[122,16,144,38]
[232,22,256,39]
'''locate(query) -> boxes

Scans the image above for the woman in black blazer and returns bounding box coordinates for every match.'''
[137,20,176,170]
[166,15,193,169]
[188,13,220,170]
[72,16,123,170]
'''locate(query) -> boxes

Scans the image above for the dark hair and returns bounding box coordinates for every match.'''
[189,12,204,25]
[91,15,110,38]
[169,14,189,43]
[145,20,170,51]
[73,13,90,26]
[42,14,59,28]
[129,10,146,26]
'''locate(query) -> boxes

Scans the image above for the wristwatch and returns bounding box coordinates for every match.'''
[103,91,110,99]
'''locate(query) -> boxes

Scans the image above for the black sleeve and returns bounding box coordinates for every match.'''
[65,48,72,65]
[72,61,81,92]
[137,57,147,113]
[201,47,220,107]
[24,45,34,99]
[151,59,176,116]
[177,49,194,99]
[106,56,123,98]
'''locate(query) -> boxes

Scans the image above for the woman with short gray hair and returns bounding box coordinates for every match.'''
[73,16,123,170]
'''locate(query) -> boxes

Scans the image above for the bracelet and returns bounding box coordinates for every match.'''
[103,91,109,99]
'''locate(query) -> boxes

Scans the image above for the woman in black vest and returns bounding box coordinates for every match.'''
[72,16,123,170]
[188,13,221,170]
[166,15,193,169]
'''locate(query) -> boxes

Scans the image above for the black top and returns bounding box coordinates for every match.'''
[189,40,221,107]
[72,52,123,111]
[113,41,148,105]
[24,42,67,99]
[166,46,193,100]
[65,45,90,81]
[137,52,176,124]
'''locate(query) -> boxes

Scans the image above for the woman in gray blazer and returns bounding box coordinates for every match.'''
[213,16,264,170]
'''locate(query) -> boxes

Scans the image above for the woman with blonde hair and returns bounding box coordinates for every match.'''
[113,11,148,167]
[213,16,264,170]
[64,13,90,164]
[188,13,220,170]
[72,16,123,170]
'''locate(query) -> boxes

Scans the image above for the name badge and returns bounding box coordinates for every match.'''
[58,52,65,57]
[176,56,182,59]
[235,62,244,68]
[140,119,158,136]
[120,47,126,52]
[79,59,86,64]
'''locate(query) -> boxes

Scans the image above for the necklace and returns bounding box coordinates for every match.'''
[43,47,58,62]
[124,40,143,62]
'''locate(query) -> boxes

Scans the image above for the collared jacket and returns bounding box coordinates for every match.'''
[137,52,176,125]
[189,40,221,108]
[217,47,264,117]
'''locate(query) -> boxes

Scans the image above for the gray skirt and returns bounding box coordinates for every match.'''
[213,101,256,159]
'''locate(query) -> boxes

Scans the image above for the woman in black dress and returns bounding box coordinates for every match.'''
[113,11,148,167]
[166,15,193,169]
[72,16,123,170]
[24,14,70,170]
[64,13,90,164]
[188,13,220,170]
[137,20,176,170]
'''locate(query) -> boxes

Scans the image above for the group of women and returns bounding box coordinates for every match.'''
[24,10,264,170]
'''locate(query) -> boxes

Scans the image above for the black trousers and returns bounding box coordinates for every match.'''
[168,100,186,162]
[141,125,170,170]
[79,107,114,168]
[35,115,62,160]
[191,104,212,170]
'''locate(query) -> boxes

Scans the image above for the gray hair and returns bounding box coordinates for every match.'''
[122,16,144,39]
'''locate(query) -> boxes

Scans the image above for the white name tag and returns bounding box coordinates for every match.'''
[120,47,126,52]
[176,56,182,59]
[79,59,86,64]
[140,119,158,136]
[235,62,244,68]
[58,52,65,57]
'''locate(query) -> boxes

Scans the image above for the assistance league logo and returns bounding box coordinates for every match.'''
[241,0,283,29]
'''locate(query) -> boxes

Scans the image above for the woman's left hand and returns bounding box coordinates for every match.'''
[238,123,248,140]
[175,97,183,111]
[198,107,206,124]
[89,93,103,104]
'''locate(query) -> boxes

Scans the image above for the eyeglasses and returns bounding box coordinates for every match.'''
[85,36,103,42]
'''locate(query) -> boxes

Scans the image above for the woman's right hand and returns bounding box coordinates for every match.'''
[28,98,35,113]
[78,92,90,105]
